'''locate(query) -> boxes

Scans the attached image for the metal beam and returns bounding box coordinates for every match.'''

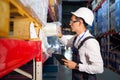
[14,68,32,79]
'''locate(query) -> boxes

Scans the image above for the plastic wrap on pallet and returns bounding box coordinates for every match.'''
[39,29,49,53]
[102,0,108,13]
[115,0,120,3]
[115,17,120,32]
[102,19,108,33]
[115,2,120,32]
[115,1,120,17]
[19,0,29,6]
[30,22,38,38]
[97,8,103,34]
[39,29,54,62]
[101,0,108,33]
[110,3,115,12]
[97,8,102,22]
[19,0,48,25]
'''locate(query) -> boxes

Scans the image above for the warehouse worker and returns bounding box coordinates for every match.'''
[57,7,104,80]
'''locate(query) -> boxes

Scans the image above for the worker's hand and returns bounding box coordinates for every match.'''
[57,27,63,38]
[62,59,77,69]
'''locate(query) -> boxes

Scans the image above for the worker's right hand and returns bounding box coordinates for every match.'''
[62,59,77,69]
[57,27,63,38]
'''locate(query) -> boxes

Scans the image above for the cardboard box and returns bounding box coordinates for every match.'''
[13,18,41,40]
[13,18,31,40]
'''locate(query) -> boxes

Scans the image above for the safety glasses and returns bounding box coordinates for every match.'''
[70,20,79,24]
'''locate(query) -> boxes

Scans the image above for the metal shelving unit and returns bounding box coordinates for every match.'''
[92,0,120,75]
[0,0,45,80]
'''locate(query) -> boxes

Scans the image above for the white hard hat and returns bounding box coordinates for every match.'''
[71,7,94,26]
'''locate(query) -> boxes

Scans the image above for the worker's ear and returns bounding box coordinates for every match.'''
[79,19,83,25]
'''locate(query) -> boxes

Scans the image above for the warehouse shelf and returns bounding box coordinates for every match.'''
[0,0,43,39]
[93,0,120,75]
[92,0,106,12]
[10,0,42,27]
[0,0,51,80]
[0,38,43,79]
[0,0,61,79]
[100,32,120,74]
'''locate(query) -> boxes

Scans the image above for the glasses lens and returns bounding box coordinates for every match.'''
[70,20,78,24]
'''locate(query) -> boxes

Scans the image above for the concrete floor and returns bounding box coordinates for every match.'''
[57,65,120,80]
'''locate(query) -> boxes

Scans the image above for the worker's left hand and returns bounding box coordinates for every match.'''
[62,59,77,69]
